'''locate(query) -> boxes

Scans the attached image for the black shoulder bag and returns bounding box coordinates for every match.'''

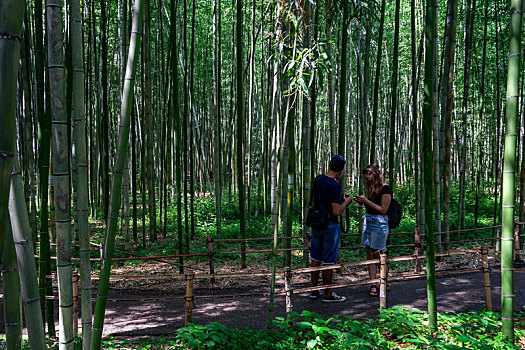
[305,176,330,230]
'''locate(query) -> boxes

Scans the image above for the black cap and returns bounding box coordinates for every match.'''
[329,155,346,172]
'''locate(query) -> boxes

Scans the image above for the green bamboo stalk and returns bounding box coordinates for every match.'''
[34,0,54,331]
[2,217,22,350]
[91,0,143,346]
[388,0,401,190]
[369,0,386,165]
[46,0,74,346]
[71,0,92,345]
[441,0,458,251]
[10,156,47,349]
[301,0,312,267]
[144,0,156,242]
[501,0,523,340]
[0,0,24,271]
[337,0,349,157]
[213,0,222,241]
[170,0,184,273]
[236,0,247,267]
[423,0,438,332]
[0,1,29,346]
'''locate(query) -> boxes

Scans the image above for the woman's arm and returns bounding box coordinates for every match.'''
[353,193,392,214]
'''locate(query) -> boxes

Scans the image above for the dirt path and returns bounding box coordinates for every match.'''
[1,269,524,338]
[98,270,524,337]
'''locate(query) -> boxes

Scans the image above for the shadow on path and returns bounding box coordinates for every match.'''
[1,271,523,337]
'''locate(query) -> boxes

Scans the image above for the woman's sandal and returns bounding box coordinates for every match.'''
[369,284,379,297]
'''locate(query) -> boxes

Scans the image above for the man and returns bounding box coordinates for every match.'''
[310,155,352,302]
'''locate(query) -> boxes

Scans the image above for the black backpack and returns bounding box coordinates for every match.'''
[387,198,402,229]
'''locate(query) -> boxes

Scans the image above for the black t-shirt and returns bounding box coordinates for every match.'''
[365,185,393,215]
[313,174,342,223]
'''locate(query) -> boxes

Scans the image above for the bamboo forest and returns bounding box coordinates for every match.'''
[2,0,525,348]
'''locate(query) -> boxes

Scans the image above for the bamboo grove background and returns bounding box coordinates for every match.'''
[1,0,525,347]
[10,0,524,243]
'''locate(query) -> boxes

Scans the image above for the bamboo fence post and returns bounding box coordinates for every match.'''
[379,253,387,308]
[207,236,215,283]
[284,267,293,320]
[73,270,79,334]
[184,272,195,326]
[414,229,422,273]
[481,246,492,310]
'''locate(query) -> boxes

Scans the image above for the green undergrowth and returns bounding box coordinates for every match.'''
[3,307,523,349]
[85,182,510,271]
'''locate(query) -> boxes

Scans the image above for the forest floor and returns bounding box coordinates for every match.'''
[2,253,525,339]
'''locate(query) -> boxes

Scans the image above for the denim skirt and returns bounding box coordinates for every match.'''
[361,213,389,250]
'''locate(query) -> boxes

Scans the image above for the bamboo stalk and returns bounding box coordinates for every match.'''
[9,158,47,348]
[72,271,79,334]
[415,229,422,273]
[184,272,195,326]
[379,254,387,308]
[481,246,492,310]
[284,267,292,319]
[90,0,144,345]
[207,236,215,283]
[3,217,22,349]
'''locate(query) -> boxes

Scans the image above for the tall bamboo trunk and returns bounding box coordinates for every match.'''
[182,0,190,251]
[501,0,522,339]
[0,0,24,280]
[33,0,54,334]
[302,0,313,267]
[356,19,366,232]
[21,16,38,246]
[46,0,75,346]
[189,0,196,240]
[10,157,47,349]
[337,0,349,157]
[2,217,22,349]
[388,0,401,190]
[432,1,440,243]
[475,0,489,227]
[91,0,143,346]
[423,0,438,332]
[370,0,386,165]
[325,0,336,155]
[441,0,458,249]
[144,0,156,241]
[493,0,502,246]
[172,0,184,273]
[410,0,419,229]
[71,0,92,345]
[101,0,110,219]
[458,0,476,230]
[213,0,222,239]
[236,0,247,267]
[268,3,283,323]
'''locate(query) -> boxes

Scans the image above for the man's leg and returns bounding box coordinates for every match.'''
[311,260,321,287]
[321,266,333,297]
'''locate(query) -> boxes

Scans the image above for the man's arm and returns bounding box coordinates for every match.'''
[332,195,352,216]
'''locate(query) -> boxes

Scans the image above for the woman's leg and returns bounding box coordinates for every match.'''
[366,246,377,279]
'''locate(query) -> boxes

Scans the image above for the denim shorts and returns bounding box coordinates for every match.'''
[361,214,389,250]
[310,222,340,264]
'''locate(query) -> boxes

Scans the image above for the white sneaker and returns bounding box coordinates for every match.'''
[321,292,346,303]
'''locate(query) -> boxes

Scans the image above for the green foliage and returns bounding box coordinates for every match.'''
[2,308,523,349]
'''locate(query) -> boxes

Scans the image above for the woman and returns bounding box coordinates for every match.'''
[353,165,392,296]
